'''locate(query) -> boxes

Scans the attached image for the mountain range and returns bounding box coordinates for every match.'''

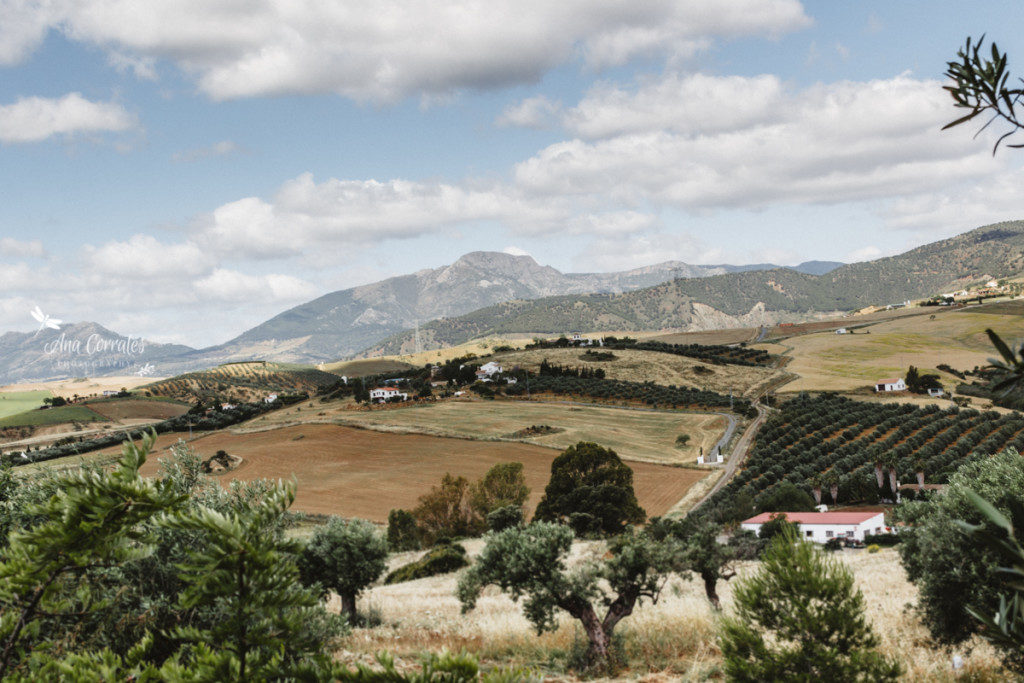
[364,221,1024,356]
[2,220,1021,383]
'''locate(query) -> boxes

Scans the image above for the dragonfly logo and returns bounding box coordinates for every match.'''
[136,363,155,377]
[30,306,61,336]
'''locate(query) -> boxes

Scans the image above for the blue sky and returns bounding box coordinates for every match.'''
[1,1,1023,347]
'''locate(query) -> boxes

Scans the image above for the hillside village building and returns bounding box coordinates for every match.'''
[875,378,906,392]
[369,387,408,403]
[741,511,887,543]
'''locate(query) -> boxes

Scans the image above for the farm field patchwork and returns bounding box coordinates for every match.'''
[293,400,729,465]
[131,424,706,522]
[490,346,785,398]
[765,306,1024,393]
[0,390,51,420]
[1,376,161,400]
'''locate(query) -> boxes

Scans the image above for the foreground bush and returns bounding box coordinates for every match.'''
[385,541,470,584]
[299,517,388,620]
[719,526,900,681]
[894,449,1024,651]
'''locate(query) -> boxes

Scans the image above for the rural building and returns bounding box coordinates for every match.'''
[475,362,502,381]
[221,403,237,410]
[927,387,944,397]
[369,387,408,403]
[874,378,906,392]
[102,390,119,397]
[835,328,848,334]
[741,511,887,543]
[264,394,278,404]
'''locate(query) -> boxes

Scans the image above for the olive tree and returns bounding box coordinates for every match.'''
[457,522,680,669]
[298,518,388,620]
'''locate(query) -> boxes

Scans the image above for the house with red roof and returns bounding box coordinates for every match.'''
[741,511,887,543]
[874,377,906,392]
[369,386,408,403]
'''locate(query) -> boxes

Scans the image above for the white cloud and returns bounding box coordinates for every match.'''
[563,73,784,139]
[193,269,316,303]
[846,245,883,262]
[107,51,157,80]
[0,238,45,258]
[0,93,136,144]
[0,0,810,103]
[82,234,213,277]
[574,232,723,272]
[502,246,531,257]
[514,74,1004,211]
[496,96,561,129]
[192,172,573,257]
[884,168,1024,234]
[172,139,243,162]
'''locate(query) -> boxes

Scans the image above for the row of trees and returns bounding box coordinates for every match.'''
[696,393,1024,523]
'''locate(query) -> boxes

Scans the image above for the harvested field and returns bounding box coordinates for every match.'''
[490,347,784,398]
[1,376,162,400]
[319,358,415,377]
[135,424,706,521]
[255,400,729,465]
[85,398,190,421]
[764,305,1024,394]
[652,327,758,346]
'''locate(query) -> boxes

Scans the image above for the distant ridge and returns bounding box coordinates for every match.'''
[362,221,1024,356]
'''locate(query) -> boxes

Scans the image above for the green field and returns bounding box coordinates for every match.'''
[0,390,52,420]
[0,404,109,428]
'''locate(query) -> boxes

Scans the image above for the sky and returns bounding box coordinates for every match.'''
[2,0,1023,347]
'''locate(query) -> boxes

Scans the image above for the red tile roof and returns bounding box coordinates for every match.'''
[742,511,884,525]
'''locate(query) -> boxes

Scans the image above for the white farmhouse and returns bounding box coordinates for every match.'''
[927,387,945,397]
[835,328,848,334]
[475,362,502,381]
[264,393,279,404]
[741,511,887,543]
[874,377,906,392]
[369,387,408,403]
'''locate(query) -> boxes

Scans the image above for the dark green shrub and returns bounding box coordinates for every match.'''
[486,505,524,532]
[384,543,469,584]
[387,508,421,551]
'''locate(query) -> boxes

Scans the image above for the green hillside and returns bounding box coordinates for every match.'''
[365,221,1024,355]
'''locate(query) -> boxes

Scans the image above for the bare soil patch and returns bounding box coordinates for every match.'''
[135,424,706,522]
[85,399,190,421]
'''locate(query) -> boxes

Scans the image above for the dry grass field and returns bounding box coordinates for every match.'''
[128,424,704,522]
[85,398,190,421]
[345,545,1006,680]
[652,327,759,346]
[273,400,729,466]
[0,376,161,400]
[761,304,1024,394]
[319,358,416,376]
[490,347,785,399]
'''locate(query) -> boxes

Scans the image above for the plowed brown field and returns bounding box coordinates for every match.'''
[135,424,706,521]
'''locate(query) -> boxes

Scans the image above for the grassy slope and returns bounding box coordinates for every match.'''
[0,390,52,420]
[769,303,1024,393]
[0,404,108,428]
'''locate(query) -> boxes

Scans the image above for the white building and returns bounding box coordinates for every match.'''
[874,377,906,392]
[741,511,887,543]
[264,393,278,404]
[369,387,408,403]
[835,328,848,334]
[927,387,945,397]
[476,361,502,379]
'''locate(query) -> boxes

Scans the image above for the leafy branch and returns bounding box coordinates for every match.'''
[944,36,1024,155]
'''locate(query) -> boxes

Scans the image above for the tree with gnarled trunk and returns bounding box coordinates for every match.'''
[457,522,680,669]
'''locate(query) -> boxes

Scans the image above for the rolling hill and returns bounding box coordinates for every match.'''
[363,221,1024,356]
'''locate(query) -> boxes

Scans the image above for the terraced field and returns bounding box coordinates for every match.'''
[143,361,341,401]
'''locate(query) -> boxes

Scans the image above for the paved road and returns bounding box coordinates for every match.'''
[690,403,769,512]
